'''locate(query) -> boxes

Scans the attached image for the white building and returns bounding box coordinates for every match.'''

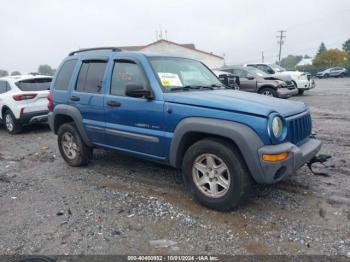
[296,58,313,67]
[118,40,224,69]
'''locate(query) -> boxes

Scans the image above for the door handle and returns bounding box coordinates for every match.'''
[70,96,80,101]
[107,100,121,107]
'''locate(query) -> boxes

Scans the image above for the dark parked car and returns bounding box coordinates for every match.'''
[216,66,298,98]
[316,67,348,78]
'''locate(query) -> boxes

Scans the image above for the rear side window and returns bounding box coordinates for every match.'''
[76,61,107,93]
[55,60,77,90]
[0,81,7,94]
[15,78,52,91]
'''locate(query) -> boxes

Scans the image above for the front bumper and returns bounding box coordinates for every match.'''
[19,110,49,125]
[297,79,315,90]
[257,138,322,184]
[277,87,298,98]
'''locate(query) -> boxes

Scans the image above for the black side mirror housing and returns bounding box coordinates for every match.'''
[125,84,153,99]
[267,69,275,74]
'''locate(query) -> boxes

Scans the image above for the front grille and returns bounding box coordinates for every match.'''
[307,74,311,81]
[286,111,312,145]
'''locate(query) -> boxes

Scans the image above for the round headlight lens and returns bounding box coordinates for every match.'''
[272,116,283,138]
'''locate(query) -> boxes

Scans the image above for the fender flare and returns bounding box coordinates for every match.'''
[50,104,93,147]
[169,117,265,183]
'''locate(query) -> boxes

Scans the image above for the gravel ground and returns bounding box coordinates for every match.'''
[0,78,349,256]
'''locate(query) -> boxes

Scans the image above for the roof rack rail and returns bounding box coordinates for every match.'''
[69,47,122,56]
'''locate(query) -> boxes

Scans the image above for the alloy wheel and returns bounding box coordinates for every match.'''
[192,153,231,198]
[5,114,14,132]
[61,132,78,159]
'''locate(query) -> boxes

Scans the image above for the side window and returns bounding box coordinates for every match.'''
[0,81,7,94]
[55,60,77,90]
[234,69,248,78]
[76,61,107,93]
[110,60,147,96]
[256,65,268,73]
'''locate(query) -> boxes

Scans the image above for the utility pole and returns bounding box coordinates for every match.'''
[277,30,287,64]
[262,51,264,63]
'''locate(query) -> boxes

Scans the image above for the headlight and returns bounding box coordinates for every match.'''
[272,116,283,138]
[268,114,287,143]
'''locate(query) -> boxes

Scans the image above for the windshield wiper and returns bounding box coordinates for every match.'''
[169,85,215,92]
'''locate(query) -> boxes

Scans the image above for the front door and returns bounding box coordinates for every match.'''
[233,69,257,92]
[103,59,166,159]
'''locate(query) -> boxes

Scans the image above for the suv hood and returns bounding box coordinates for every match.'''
[163,90,307,118]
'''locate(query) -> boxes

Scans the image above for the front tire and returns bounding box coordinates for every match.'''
[182,138,252,211]
[298,89,304,95]
[4,110,22,134]
[57,122,92,166]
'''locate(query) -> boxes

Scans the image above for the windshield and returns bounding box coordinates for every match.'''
[270,64,286,72]
[149,57,223,92]
[245,67,269,77]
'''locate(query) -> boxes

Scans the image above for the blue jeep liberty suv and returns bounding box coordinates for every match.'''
[48,47,321,210]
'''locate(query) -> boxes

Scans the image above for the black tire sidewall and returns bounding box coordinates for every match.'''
[183,138,251,211]
[4,110,22,134]
[57,123,89,166]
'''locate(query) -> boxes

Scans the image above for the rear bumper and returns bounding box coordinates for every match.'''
[19,110,49,125]
[277,87,298,98]
[257,138,322,184]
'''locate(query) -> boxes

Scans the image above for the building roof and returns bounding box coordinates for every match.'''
[117,39,223,59]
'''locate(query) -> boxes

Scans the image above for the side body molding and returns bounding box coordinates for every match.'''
[169,117,265,183]
[49,104,93,147]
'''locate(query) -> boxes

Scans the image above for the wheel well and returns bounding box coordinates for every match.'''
[1,106,10,118]
[54,114,74,133]
[176,132,247,169]
[258,85,276,92]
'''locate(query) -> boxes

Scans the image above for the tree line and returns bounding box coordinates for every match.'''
[0,64,55,77]
[280,38,350,70]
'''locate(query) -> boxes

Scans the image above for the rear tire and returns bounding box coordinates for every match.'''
[4,110,22,134]
[57,122,92,167]
[182,138,252,211]
[324,73,329,78]
[258,87,277,97]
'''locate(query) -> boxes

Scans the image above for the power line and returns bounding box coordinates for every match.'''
[277,30,287,64]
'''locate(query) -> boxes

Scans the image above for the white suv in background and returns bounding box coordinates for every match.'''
[245,63,315,95]
[0,74,52,134]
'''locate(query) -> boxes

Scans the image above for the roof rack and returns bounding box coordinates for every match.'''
[69,47,122,56]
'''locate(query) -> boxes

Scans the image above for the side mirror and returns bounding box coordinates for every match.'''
[267,69,275,74]
[125,84,153,99]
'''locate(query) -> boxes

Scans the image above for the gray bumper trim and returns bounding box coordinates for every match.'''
[257,138,322,183]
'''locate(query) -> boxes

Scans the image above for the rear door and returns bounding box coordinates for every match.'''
[69,58,108,144]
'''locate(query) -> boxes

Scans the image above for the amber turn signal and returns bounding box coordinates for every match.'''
[262,152,289,162]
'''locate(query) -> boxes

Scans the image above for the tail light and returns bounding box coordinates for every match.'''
[13,93,37,101]
[47,92,53,111]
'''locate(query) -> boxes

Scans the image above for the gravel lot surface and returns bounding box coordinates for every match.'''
[0,78,349,255]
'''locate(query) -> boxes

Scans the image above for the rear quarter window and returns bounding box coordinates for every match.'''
[54,59,77,90]
[15,78,52,91]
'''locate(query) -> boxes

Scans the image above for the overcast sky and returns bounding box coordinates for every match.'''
[1,0,349,73]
